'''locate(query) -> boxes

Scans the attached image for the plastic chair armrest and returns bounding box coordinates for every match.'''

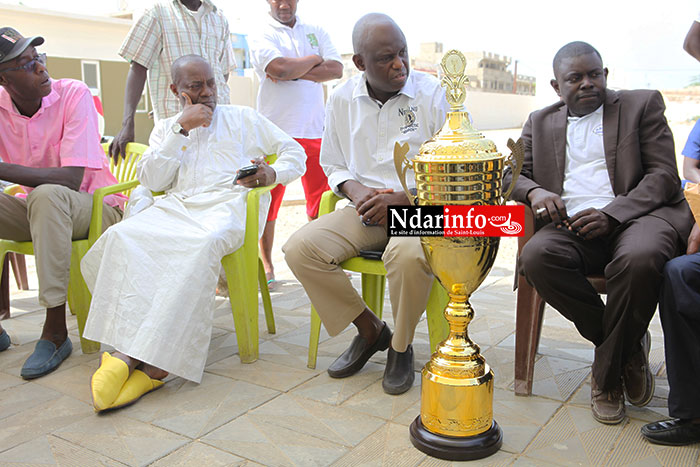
[318,190,343,217]
[245,185,276,242]
[87,179,140,246]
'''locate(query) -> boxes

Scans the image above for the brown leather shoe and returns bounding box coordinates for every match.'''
[591,376,625,425]
[623,331,654,407]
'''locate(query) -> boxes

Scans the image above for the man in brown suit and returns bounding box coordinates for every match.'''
[511,41,693,424]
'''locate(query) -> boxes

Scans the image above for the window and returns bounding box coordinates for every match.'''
[81,61,101,98]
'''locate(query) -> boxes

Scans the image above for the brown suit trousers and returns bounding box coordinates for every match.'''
[509,89,693,390]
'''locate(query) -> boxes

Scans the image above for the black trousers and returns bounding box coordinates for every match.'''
[659,252,700,419]
[519,215,681,390]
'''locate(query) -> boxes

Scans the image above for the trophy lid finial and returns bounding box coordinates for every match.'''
[440,50,469,110]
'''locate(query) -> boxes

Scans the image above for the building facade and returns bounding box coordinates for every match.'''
[413,43,536,96]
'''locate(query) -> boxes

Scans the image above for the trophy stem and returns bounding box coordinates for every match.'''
[410,293,503,460]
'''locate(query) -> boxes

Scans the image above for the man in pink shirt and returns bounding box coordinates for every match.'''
[0,27,124,378]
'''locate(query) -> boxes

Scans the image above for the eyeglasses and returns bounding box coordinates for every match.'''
[0,53,46,74]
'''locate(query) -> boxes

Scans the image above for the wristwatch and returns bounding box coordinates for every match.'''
[171,122,189,137]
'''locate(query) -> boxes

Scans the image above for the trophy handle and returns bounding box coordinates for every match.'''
[502,137,525,202]
[393,142,417,205]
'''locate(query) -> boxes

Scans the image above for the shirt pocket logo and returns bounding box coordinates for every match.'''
[592,124,604,136]
[399,106,419,134]
[306,33,319,48]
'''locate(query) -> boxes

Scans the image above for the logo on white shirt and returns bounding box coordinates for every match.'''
[306,33,319,48]
[399,106,419,134]
[592,124,604,136]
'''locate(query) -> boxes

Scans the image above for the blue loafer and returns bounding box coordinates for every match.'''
[20,338,72,379]
[0,330,10,351]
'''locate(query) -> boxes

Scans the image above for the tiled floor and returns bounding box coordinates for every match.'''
[2,202,699,466]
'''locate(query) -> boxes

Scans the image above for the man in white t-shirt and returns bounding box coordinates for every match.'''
[284,13,449,395]
[251,0,342,289]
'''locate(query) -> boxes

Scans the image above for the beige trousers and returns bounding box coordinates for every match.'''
[0,185,122,308]
[283,206,433,351]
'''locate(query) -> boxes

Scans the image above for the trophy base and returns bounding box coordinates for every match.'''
[409,416,503,461]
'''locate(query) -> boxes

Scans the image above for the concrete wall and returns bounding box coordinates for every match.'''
[466,92,537,130]
[229,75,257,109]
[100,61,154,143]
[228,74,535,130]
[44,57,154,143]
[0,3,132,61]
[2,4,155,143]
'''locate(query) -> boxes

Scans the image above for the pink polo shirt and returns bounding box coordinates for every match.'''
[0,79,126,209]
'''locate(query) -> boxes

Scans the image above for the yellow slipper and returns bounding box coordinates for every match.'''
[99,369,164,412]
[91,352,129,412]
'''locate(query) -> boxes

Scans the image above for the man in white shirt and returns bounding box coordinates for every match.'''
[510,42,692,424]
[251,0,343,289]
[82,55,305,411]
[284,13,448,395]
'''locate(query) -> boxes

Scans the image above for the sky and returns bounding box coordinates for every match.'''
[8,0,700,105]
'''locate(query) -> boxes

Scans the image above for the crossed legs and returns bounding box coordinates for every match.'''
[519,216,680,423]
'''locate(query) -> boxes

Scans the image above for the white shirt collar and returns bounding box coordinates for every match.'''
[267,13,301,29]
[568,103,603,123]
[351,72,416,103]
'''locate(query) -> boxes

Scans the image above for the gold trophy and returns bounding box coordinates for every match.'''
[393,50,523,460]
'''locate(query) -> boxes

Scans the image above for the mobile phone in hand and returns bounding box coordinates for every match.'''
[232,164,259,184]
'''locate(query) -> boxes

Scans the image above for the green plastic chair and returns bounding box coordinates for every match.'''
[307,190,450,369]
[220,181,276,364]
[1,144,275,363]
[150,155,277,364]
[0,142,147,354]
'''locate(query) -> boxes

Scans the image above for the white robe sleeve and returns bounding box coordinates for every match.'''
[136,118,190,192]
[241,108,306,186]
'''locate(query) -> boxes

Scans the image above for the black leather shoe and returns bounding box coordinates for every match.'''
[382,345,415,395]
[641,418,700,446]
[327,322,392,378]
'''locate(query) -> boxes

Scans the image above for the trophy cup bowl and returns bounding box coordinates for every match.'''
[393,50,523,460]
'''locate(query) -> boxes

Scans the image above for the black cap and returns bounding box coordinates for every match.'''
[0,27,44,65]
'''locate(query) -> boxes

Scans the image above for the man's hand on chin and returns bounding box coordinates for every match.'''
[177,92,213,133]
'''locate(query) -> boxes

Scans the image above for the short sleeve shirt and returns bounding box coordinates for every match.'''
[683,119,700,160]
[0,79,125,208]
[119,0,235,121]
[250,15,341,139]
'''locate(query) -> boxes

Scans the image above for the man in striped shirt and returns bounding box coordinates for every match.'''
[109,0,235,161]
